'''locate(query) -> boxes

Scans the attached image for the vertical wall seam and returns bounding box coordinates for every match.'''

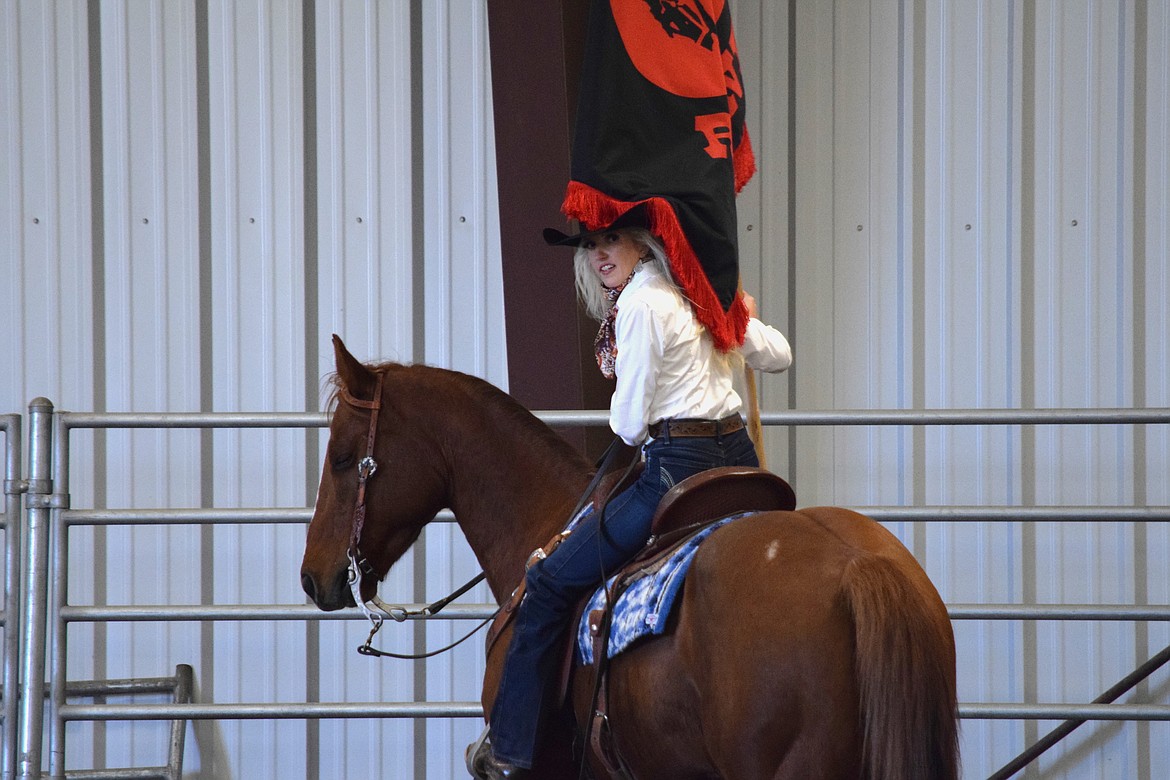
[87,1,105,417]
[910,0,926,563]
[412,0,426,365]
[1019,0,1039,761]
[301,3,320,778]
[410,3,428,775]
[193,3,219,777]
[896,0,907,507]
[1004,0,1020,639]
[86,0,110,766]
[786,0,797,474]
[1006,0,1018,496]
[1129,1,1150,776]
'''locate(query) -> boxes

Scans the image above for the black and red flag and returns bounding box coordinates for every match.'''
[563,0,755,351]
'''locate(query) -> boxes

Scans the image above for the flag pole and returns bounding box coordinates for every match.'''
[745,362,766,468]
[738,282,767,469]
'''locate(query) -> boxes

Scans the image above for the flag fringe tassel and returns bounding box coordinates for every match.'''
[562,181,749,352]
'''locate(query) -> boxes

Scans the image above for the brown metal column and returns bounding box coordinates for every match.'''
[487,0,612,456]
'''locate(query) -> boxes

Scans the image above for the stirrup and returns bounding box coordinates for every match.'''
[465,725,491,777]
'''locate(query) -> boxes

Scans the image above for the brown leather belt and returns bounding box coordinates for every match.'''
[648,414,745,439]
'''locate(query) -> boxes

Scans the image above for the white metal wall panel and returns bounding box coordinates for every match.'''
[789,0,842,495]
[4,0,1170,777]
[1,0,506,777]
[1028,3,1142,775]
[730,0,1170,777]
[316,1,415,357]
[312,2,417,777]
[1146,3,1170,772]
[728,0,796,480]
[204,2,310,778]
[0,0,104,771]
[921,0,1029,771]
[417,2,503,777]
[0,1,96,408]
[90,0,204,773]
[751,1,1169,777]
[832,0,912,509]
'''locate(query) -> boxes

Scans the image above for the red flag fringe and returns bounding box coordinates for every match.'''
[562,181,749,352]
[734,128,756,193]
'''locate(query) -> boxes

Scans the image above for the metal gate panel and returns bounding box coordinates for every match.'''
[12,406,1170,780]
[2,414,22,780]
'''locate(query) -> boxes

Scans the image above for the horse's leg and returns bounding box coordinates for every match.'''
[530,707,581,780]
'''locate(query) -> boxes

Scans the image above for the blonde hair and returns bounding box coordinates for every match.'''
[573,228,673,321]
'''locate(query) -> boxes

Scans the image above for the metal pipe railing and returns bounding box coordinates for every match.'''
[59,701,483,722]
[58,701,1170,722]
[13,404,1170,779]
[60,665,192,780]
[2,413,24,780]
[47,603,1170,624]
[542,407,1170,427]
[988,643,1170,779]
[20,400,55,780]
[57,504,1170,527]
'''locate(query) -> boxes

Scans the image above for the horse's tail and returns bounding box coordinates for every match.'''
[842,553,959,780]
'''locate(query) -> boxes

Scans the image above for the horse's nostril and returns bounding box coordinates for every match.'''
[335,567,356,607]
[301,572,317,603]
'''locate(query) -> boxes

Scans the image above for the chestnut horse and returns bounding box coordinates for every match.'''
[301,336,959,779]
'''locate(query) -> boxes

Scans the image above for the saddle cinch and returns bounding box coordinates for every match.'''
[484,464,797,777]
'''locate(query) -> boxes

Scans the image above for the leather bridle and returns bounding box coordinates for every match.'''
[340,371,385,587]
[338,371,410,638]
[336,371,492,658]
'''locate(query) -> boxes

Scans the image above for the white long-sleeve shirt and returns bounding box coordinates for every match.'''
[609,264,792,445]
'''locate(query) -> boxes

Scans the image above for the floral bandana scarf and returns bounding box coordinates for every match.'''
[594,269,638,379]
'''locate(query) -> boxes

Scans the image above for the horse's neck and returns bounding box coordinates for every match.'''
[443,395,590,603]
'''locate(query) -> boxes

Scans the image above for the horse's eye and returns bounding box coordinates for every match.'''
[331,452,354,471]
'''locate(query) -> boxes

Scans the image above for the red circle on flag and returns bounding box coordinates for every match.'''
[610,0,728,99]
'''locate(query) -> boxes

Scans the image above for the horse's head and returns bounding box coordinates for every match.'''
[300,335,448,611]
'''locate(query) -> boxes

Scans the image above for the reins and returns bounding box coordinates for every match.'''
[354,574,495,660]
[336,377,639,773]
[581,440,641,780]
[339,374,634,666]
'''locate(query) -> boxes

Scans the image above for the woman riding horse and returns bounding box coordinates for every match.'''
[476,204,793,778]
[301,336,959,778]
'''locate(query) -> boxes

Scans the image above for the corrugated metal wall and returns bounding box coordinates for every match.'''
[1,0,1168,778]
[2,1,502,777]
[732,1,1170,778]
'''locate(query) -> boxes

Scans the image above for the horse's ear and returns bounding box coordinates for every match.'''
[332,334,377,401]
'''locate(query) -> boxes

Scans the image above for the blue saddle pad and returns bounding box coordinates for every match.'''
[576,512,751,665]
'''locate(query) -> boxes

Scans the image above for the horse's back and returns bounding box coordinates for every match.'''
[597,507,956,780]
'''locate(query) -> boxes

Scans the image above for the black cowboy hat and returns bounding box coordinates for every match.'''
[542,202,650,247]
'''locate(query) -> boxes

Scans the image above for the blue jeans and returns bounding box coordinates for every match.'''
[489,426,759,768]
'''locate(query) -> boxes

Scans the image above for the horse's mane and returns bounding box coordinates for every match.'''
[324,362,590,471]
[440,366,591,468]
